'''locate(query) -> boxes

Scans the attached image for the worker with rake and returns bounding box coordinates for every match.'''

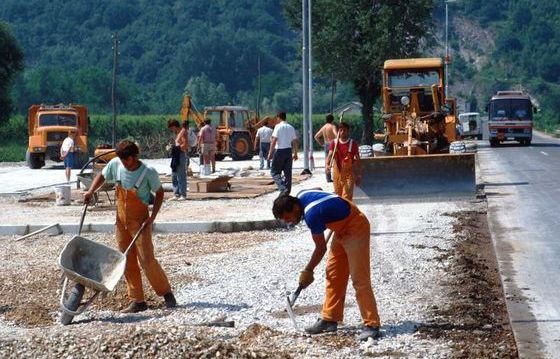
[83,140,176,313]
[272,190,381,341]
[326,121,362,201]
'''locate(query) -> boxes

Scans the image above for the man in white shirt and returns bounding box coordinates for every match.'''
[253,118,273,170]
[60,129,77,182]
[267,112,298,194]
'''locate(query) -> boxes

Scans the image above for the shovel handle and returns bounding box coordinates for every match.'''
[78,203,88,236]
[289,230,334,305]
[123,222,148,256]
[289,285,304,306]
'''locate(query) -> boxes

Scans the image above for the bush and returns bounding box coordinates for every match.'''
[0,141,26,162]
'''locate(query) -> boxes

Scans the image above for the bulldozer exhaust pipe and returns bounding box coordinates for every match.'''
[356,153,476,201]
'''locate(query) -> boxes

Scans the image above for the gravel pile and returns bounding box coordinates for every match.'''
[0,196,490,358]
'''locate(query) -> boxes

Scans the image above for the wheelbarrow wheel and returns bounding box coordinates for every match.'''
[60,283,85,325]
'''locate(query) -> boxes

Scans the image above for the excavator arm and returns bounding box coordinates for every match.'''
[180,95,205,128]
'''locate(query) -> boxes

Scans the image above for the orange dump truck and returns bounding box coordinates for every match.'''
[26,104,89,169]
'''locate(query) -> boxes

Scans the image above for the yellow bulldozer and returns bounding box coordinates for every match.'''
[358,57,476,199]
[180,95,274,161]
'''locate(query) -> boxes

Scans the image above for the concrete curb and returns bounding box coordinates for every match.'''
[0,219,284,236]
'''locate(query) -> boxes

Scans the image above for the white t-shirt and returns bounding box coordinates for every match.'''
[272,121,297,149]
[256,126,273,143]
[60,137,74,155]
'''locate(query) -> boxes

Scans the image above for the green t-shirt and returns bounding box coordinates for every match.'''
[102,157,161,205]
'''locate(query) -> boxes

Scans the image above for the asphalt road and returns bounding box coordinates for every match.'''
[478,127,560,358]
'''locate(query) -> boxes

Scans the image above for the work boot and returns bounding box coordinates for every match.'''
[357,326,381,341]
[304,318,337,335]
[121,301,148,313]
[163,292,177,308]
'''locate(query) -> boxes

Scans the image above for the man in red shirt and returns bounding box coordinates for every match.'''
[326,122,362,201]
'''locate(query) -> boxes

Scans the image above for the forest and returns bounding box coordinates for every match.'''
[1,0,560,128]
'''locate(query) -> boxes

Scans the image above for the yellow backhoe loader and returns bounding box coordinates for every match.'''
[179,95,274,161]
[358,58,476,199]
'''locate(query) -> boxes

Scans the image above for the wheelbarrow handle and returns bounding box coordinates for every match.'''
[123,222,148,256]
[78,203,88,236]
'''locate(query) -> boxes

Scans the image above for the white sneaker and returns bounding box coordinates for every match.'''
[168,196,180,201]
[178,196,187,201]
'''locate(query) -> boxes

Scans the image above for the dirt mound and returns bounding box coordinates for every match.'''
[417,210,517,358]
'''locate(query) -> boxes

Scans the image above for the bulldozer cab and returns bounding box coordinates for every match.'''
[381,58,457,156]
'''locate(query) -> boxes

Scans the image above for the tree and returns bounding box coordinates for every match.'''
[284,0,434,144]
[183,74,229,108]
[0,21,24,124]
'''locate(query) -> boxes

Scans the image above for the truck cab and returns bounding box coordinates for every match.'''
[458,112,482,140]
[27,104,89,169]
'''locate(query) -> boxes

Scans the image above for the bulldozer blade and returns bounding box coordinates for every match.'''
[357,153,476,200]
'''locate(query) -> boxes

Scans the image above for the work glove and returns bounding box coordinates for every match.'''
[299,269,314,289]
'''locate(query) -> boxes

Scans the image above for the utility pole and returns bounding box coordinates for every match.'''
[111,33,120,148]
[301,0,311,174]
[307,0,314,171]
[330,73,335,114]
[445,0,457,97]
[256,53,261,119]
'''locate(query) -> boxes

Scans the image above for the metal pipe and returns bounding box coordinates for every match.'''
[15,223,62,242]
[307,0,314,171]
[302,0,310,172]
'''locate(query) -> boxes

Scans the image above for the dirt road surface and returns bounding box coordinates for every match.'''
[0,190,516,358]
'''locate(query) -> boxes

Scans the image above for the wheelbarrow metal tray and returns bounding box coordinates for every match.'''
[77,172,114,191]
[58,235,126,292]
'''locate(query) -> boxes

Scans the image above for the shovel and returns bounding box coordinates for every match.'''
[285,229,334,329]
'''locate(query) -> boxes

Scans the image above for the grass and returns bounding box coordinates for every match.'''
[0,112,381,162]
[0,142,26,162]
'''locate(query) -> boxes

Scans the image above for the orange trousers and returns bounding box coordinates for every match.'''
[332,153,355,201]
[322,210,380,327]
[115,185,171,302]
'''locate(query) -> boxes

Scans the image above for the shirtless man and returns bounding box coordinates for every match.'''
[314,114,337,182]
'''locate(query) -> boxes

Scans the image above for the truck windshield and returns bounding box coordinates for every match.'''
[39,114,77,126]
[388,70,440,88]
[490,99,532,121]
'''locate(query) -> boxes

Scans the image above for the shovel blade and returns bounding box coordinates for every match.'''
[286,295,299,329]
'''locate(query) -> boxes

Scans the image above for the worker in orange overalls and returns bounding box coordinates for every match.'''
[273,190,381,341]
[84,140,176,313]
[326,121,362,201]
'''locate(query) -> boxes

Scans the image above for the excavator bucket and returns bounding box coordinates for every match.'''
[356,153,476,201]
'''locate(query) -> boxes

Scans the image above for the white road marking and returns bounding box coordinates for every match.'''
[541,151,549,156]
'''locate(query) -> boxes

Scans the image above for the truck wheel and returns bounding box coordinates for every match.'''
[230,132,253,161]
[26,150,43,169]
[60,283,85,325]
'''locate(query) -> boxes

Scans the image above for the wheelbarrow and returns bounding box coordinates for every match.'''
[76,149,116,206]
[58,204,147,325]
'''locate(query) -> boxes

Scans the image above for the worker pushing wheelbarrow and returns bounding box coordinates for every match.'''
[58,140,177,325]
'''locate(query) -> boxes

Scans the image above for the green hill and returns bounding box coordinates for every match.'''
[0,0,301,114]
[2,0,560,130]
